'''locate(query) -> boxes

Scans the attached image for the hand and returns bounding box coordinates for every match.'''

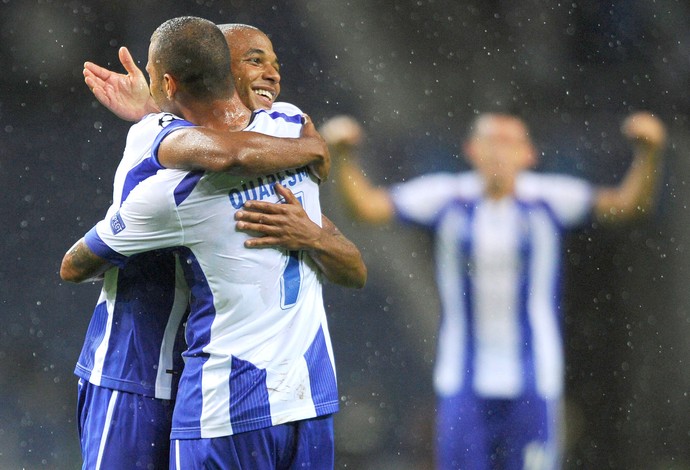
[621,111,667,153]
[235,183,322,251]
[83,47,158,122]
[319,115,364,149]
[300,114,330,181]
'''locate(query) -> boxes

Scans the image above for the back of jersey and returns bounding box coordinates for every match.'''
[169,103,338,439]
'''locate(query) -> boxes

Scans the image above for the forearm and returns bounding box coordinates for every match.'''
[163,129,326,176]
[306,217,367,289]
[595,146,663,223]
[60,238,111,283]
[336,154,395,224]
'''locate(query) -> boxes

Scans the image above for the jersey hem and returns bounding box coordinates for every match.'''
[170,402,339,440]
[74,365,173,400]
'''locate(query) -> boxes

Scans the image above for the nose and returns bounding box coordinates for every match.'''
[264,63,280,84]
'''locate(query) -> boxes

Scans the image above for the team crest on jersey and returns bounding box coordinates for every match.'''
[110,211,126,234]
[158,113,177,128]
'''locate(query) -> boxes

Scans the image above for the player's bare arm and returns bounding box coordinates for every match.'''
[60,239,111,283]
[321,115,395,224]
[236,183,367,288]
[159,114,330,180]
[594,111,667,223]
[83,46,158,122]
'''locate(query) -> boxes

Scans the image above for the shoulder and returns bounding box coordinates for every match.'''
[252,102,304,124]
[517,171,590,196]
[395,171,479,196]
[247,102,304,137]
[268,101,303,116]
[131,112,190,132]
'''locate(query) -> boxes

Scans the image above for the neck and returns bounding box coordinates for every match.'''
[484,175,516,200]
[173,92,251,131]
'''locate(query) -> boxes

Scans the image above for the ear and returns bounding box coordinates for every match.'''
[162,73,177,100]
[523,143,537,168]
[463,139,478,166]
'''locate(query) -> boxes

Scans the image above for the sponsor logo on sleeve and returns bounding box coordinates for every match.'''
[110,211,126,234]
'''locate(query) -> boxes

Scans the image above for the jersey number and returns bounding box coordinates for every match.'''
[280,192,304,309]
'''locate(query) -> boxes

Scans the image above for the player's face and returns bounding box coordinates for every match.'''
[225,29,281,111]
[466,116,536,182]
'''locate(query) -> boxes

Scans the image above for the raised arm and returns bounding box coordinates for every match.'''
[158,114,329,180]
[60,238,111,283]
[594,111,667,224]
[236,183,367,289]
[84,47,159,122]
[320,115,395,224]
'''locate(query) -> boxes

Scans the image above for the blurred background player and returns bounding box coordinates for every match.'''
[321,111,666,469]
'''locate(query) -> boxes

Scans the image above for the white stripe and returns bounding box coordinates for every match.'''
[173,439,181,470]
[90,269,119,385]
[433,210,467,396]
[95,389,119,470]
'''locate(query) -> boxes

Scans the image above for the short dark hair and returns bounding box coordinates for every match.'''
[151,16,233,100]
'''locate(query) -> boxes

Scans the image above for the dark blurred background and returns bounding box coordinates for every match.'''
[2,1,690,468]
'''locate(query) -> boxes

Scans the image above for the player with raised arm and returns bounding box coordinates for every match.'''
[64,19,364,470]
[322,112,666,469]
[63,16,357,468]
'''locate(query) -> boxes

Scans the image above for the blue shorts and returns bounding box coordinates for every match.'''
[77,378,174,470]
[436,390,561,470]
[170,414,334,469]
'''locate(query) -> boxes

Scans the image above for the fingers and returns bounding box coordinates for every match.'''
[244,236,281,248]
[83,61,111,82]
[274,183,299,204]
[319,115,363,147]
[621,112,667,147]
[119,47,142,77]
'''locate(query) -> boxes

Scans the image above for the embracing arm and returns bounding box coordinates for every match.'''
[60,238,112,283]
[158,114,330,180]
[593,111,667,224]
[236,183,367,288]
[320,115,394,224]
[84,48,329,180]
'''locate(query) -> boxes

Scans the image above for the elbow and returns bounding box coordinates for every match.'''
[348,262,368,289]
[355,263,368,289]
[60,262,83,283]
[60,255,94,284]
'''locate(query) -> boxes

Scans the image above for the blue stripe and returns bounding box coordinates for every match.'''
[74,300,108,379]
[461,203,476,391]
[229,356,272,433]
[173,171,204,206]
[516,202,536,394]
[253,108,303,124]
[121,118,194,205]
[84,226,127,268]
[304,325,339,415]
[172,248,213,437]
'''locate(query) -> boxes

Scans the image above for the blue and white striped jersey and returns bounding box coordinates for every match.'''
[74,113,193,399]
[83,103,339,439]
[391,171,594,400]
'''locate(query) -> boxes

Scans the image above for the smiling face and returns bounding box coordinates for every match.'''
[222,26,281,111]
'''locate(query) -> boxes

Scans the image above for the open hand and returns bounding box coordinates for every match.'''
[83,46,158,122]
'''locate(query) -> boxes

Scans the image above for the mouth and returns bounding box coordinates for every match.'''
[253,88,275,105]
